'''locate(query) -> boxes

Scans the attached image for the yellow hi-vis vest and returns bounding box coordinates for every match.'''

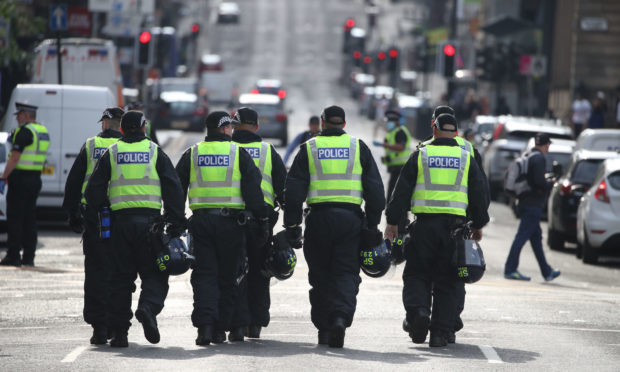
[108,139,162,211]
[383,126,412,167]
[12,123,50,171]
[306,134,363,205]
[188,141,244,210]
[411,145,470,216]
[235,141,274,207]
[81,136,120,204]
[421,136,474,159]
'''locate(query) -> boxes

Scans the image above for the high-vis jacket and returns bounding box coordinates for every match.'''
[421,136,474,158]
[306,134,363,205]
[81,136,120,203]
[383,126,412,167]
[189,141,244,210]
[13,123,50,171]
[411,144,470,216]
[235,141,274,207]
[108,139,161,211]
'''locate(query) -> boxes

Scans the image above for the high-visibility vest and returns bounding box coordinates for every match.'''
[12,123,50,171]
[383,126,412,167]
[306,134,363,205]
[81,136,120,204]
[108,139,162,211]
[411,145,470,216]
[188,141,244,210]
[235,141,274,207]
[421,136,474,159]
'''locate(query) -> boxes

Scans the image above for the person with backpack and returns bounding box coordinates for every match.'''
[504,133,561,282]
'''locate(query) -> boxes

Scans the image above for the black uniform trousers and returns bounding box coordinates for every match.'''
[403,215,462,333]
[245,221,271,327]
[303,207,362,331]
[5,172,41,262]
[190,212,247,331]
[82,208,111,326]
[108,213,169,331]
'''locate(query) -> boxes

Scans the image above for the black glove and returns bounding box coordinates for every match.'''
[167,223,185,239]
[361,226,383,247]
[68,212,84,234]
[285,225,303,249]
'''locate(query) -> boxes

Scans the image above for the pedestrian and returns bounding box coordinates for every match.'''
[495,96,511,116]
[372,109,412,202]
[0,103,50,267]
[175,111,267,345]
[571,92,591,137]
[231,107,287,339]
[588,92,607,129]
[62,107,124,345]
[126,101,159,145]
[504,133,561,282]
[384,113,489,347]
[84,111,186,347]
[284,105,385,348]
[283,115,320,164]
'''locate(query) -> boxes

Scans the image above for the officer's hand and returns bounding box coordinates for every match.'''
[372,140,383,147]
[384,224,398,243]
[362,226,383,247]
[68,213,84,234]
[0,178,6,195]
[285,225,303,249]
[471,228,483,242]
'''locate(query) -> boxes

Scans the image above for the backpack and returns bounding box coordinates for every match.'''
[504,153,533,196]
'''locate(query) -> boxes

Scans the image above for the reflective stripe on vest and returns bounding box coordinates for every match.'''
[236,141,274,207]
[411,145,470,216]
[81,136,120,204]
[188,141,244,210]
[13,123,50,171]
[384,126,412,167]
[306,134,363,205]
[108,140,162,211]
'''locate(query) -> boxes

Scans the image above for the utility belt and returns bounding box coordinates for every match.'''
[305,203,363,217]
[410,214,466,234]
[194,207,254,226]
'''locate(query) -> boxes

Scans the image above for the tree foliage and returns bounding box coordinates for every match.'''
[0,0,46,66]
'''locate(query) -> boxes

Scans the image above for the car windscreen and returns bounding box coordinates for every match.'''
[247,104,279,117]
[477,123,495,135]
[161,83,196,94]
[546,153,572,173]
[257,87,280,95]
[570,159,604,185]
[168,101,196,115]
[507,130,572,141]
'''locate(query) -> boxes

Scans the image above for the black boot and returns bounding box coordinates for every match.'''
[0,256,21,267]
[447,331,456,344]
[90,325,108,345]
[110,329,128,348]
[228,327,245,342]
[247,325,261,339]
[318,330,330,345]
[429,330,449,347]
[196,325,214,346]
[135,308,160,344]
[328,317,346,348]
[213,330,226,344]
[406,308,430,344]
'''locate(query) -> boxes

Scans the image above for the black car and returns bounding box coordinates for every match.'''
[547,150,620,250]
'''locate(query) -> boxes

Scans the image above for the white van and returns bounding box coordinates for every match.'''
[31,38,124,107]
[1,84,116,209]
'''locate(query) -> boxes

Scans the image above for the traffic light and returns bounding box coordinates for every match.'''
[137,30,152,67]
[362,55,372,73]
[352,50,362,67]
[442,43,455,78]
[191,23,200,38]
[388,48,399,72]
[475,46,494,81]
[342,18,355,53]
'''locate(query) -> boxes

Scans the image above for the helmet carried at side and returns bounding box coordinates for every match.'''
[262,230,297,280]
[360,239,392,278]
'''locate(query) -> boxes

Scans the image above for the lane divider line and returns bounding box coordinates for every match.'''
[478,345,503,364]
[61,346,87,363]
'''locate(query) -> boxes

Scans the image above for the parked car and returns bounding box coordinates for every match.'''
[471,115,499,157]
[576,158,620,263]
[237,93,288,146]
[217,2,240,23]
[547,149,620,251]
[151,91,206,132]
[575,128,620,152]
[198,54,223,74]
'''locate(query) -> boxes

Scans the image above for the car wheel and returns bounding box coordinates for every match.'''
[548,228,565,251]
[582,227,598,264]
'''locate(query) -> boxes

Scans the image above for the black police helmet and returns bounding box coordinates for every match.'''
[262,230,297,280]
[360,239,392,278]
[155,235,194,276]
[390,233,410,265]
[456,239,486,283]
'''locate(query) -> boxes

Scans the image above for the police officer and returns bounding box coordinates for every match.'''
[373,109,412,202]
[384,113,489,347]
[231,107,287,339]
[126,101,159,145]
[175,111,267,345]
[62,107,124,344]
[0,103,49,267]
[285,105,385,348]
[84,111,186,347]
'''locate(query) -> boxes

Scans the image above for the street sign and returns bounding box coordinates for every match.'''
[49,5,68,31]
[530,56,547,76]
[519,54,531,75]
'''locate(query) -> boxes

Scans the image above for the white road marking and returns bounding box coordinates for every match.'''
[0,326,48,330]
[573,319,586,323]
[61,346,87,363]
[478,345,503,364]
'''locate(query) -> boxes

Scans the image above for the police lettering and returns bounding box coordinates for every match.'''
[245,147,260,159]
[93,147,107,160]
[117,152,149,164]
[428,156,460,169]
[197,154,230,167]
[317,147,349,159]
[38,133,50,141]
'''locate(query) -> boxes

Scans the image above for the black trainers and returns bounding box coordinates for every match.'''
[90,325,108,345]
[135,308,160,344]
[213,330,226,344]
[406,309,430,344]
[0,257,21,267]
[429,331,449,347]
[328,317,346,348]
[110,330,128,348]
[196,325,214,346]
[247,325,261,339]
[318,330,330,345]
[447,331,456,344]
[228,327,245,342]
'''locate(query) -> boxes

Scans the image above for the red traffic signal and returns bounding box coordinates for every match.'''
[377,51,386,61]
[139,31,151,44]
[353,50,362,59]
[191,23,200,33]
[345,18,355,28]
[388,48,398,58]
[363,56,372,64]
[443,44,455,57]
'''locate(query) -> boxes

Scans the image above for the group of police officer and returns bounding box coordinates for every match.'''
[1,100,489,350]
